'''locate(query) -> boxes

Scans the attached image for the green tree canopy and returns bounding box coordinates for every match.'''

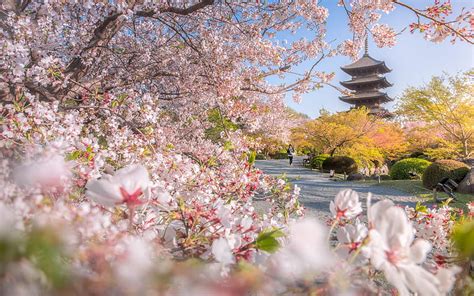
[397,71,474,159]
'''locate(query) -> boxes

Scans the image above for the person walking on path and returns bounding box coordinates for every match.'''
[287,144,295,166]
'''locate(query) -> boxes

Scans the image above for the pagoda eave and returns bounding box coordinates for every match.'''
[340,77,392,89]
[340,54,391,75]
[339,92,392,103]
[341,64,391,76]
[368,108,394,118]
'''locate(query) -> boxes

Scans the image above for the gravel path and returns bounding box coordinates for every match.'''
[255,157,422,219]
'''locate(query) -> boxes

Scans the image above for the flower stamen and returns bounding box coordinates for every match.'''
[120,187,143,207]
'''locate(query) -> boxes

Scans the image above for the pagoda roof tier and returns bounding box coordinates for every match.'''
[340,75,392,90]
[349,106,392,117]
[341,54,391,75]
[339,91,392,103]
[368,107,394,118]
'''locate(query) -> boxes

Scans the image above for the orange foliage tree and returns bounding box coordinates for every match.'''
[291,108,407,167]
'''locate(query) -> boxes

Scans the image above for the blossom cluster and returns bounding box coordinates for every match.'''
[338,0,472,59]
[0,160,467,295]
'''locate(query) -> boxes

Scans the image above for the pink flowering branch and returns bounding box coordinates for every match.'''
[393,0,473,44]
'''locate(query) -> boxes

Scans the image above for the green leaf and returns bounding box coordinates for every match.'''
[452,220,474,259]
[25,228,70,288]
[441,198,453,207]
[415,202,428,213]
[223,140,233,151]
[65,150,82,161]
[247,150,256,165]
[255,228,285,253]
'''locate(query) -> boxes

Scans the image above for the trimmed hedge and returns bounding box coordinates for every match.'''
[389,158,432,180]
[310,154,330,169]
[269,152,289,159]
[322,156,358,174]
[422,159,470,189]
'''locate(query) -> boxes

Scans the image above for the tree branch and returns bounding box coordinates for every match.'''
[393,0,473,44]
[136,0,215,17]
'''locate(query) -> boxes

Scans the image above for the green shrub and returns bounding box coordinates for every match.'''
[269,152,288,159]
[322,156,358,174]
[389,158,432,180]
[310,154,330,169]
[422,159,470,189]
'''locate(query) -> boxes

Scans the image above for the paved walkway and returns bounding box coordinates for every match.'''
[255,157,420,219]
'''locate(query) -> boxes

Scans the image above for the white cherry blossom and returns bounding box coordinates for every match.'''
[211,237,235,266]
[336,219,368,259]
[367,201,446,296]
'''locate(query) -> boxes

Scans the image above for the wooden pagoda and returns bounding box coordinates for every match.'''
[339,39,393,117]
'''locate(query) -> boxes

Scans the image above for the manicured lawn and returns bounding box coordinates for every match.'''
[372,179,473,210]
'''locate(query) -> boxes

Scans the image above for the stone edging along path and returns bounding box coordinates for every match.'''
[255,157,422,219]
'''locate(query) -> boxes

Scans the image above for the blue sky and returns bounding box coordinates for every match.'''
[273,0,473,118]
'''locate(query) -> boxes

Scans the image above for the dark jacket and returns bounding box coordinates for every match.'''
[287,148,294,156]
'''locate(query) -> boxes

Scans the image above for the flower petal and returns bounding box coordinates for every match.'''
[409,239,431,264]
[383,264,410,296]
[85,176,122,207]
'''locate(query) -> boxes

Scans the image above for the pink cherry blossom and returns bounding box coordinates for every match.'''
[468,202,474,217]
[115,237,154,287]
[85,164,150,207]
[0,0,470,293]
[330,189,363,219]
[371,24,397,47]
[405,205,455,251]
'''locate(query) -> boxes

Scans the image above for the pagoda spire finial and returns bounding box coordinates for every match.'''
[364,35,368,55]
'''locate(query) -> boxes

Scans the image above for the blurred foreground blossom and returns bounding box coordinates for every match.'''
[14,155,71,190]
[330,189,362,219]
[0,202,18,238]
[273,218,334,279]
[86,164,150,207]
[116,237,154,287]
[435,266,462,294]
